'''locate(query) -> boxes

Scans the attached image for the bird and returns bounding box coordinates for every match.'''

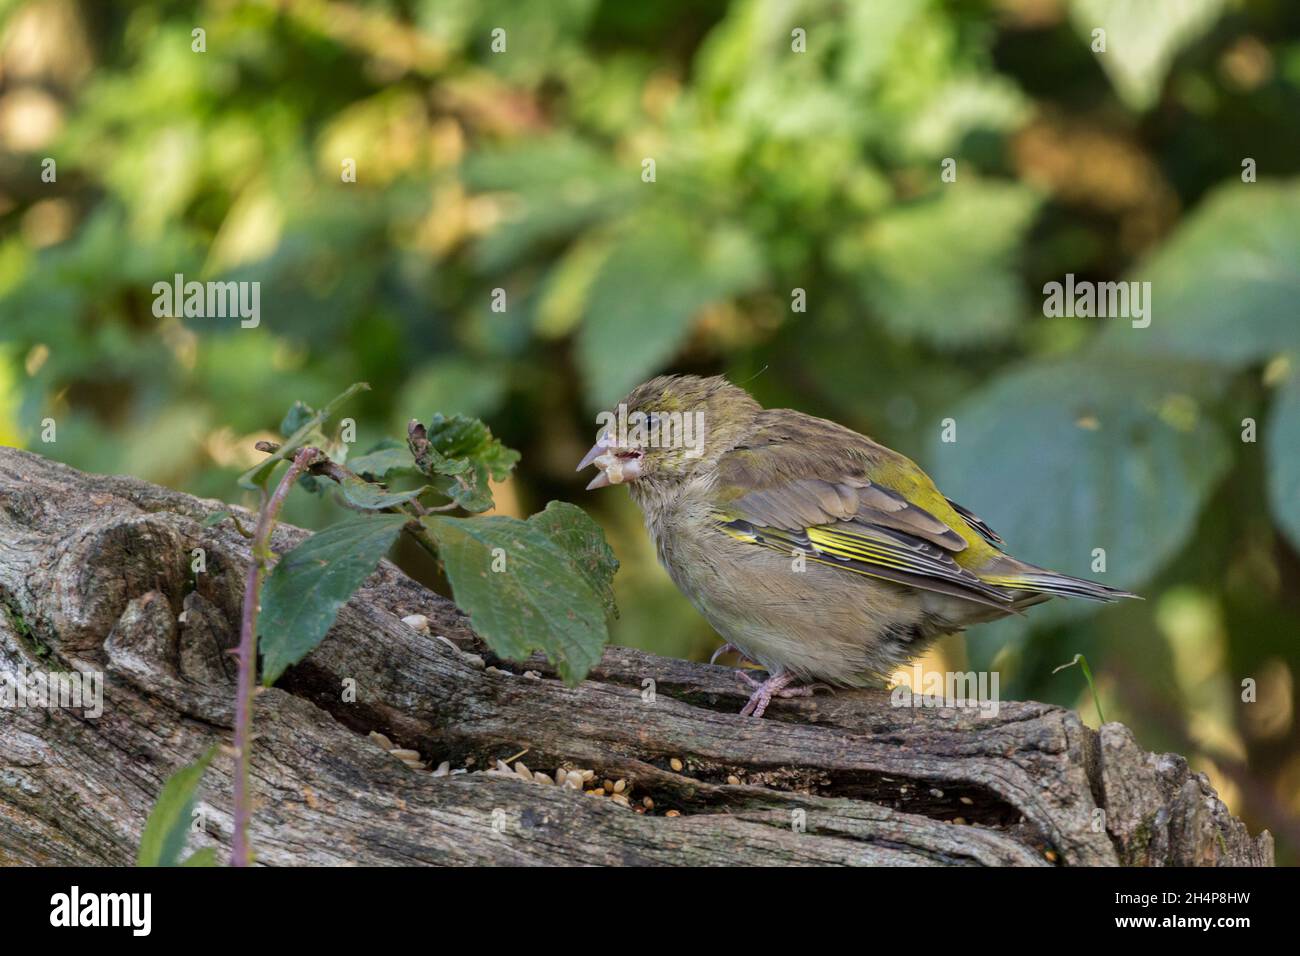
[578,374,1138,718]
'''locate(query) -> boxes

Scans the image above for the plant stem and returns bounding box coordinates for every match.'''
[231,446,318,867]
[1052,653,1106,726]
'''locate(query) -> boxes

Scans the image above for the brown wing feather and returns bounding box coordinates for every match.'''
[713,415,1014,610]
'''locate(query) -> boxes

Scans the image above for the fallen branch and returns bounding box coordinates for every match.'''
[0,448,1273,866]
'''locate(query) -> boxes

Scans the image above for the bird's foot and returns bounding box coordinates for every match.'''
[735,670,827,718]
[710,642,759,667]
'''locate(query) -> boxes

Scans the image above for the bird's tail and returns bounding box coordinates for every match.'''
[981,562,1140,604]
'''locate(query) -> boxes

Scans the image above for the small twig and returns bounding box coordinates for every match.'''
[501,747,530,766]
[232,445,320,867]
[250,438,446,570]
[255,438,453,547]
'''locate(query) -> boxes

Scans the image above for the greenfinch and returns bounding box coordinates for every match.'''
[579,375,1137,717]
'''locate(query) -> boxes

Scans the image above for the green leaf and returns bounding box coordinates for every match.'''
[1267,367,1300,552]
[410,414,521,513]
[399,356,508,420]
[337,474,429,510]
[1069,0,1225,111]
[202,511,231,528]
[180,847,219,867]
[259,513,410,685]
[423,509,616,683]
[526,501,620,618]
[422,414,520,480]
[137,747,216,867]
[463,137,636,272]
[238,382,369,490]
[840,183,1042,348]
[927,355,1230,621]
[1098,181,1300,366]
[577,219,764,406]
[279,400,315,438]
[347,442,421,481]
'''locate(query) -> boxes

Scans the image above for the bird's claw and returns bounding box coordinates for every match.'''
[735,670,828,718]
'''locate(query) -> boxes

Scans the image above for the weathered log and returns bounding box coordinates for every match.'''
[0,447,1273,866]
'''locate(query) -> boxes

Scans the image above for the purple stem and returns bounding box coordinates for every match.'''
[231,446,318,867]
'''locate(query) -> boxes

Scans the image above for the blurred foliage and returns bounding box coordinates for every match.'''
[1,0,1298,858]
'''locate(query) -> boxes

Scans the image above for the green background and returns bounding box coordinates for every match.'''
[1,0,1297,861]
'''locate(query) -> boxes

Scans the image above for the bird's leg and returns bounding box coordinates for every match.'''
[710,642,760,667]
[736,670,824,718]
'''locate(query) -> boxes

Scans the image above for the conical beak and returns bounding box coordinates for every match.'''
[576,436,609,473]
[576,432,641,490]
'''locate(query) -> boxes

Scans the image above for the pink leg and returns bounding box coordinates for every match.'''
[710,642,759,667]
[736,670,824,718]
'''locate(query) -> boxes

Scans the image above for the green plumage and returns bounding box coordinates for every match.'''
[583,374,1138,694]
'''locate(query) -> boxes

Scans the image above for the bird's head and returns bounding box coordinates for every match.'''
[578,374,760,491]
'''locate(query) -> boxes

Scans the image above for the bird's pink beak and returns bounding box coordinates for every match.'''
[577,432,643,490]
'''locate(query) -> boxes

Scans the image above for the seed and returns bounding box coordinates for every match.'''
[929,788,944,799]
[390,748,420,761]
[581,770,595,782]
[368,731,394,751]
[611,794,630,807]
[665,810,680,818]
[523,671,542,680]
[463,654,486,669]
[592,787,605,796]
[496,759,513,774]
[534,771,553,785]
[613,779,626,794]
[953,816,967,825]
[669,758,683,772]
[1045,849,1058,863]
[401,614,430,633]
[514,761,533,782]
[959,796,974,806]
[642,797,654,809]
[432,761,451,777]
[726,775,740,786]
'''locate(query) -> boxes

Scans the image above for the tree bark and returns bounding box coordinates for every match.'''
[0,447,1273,866]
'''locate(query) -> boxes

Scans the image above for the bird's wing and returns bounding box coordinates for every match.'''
[710,413,1016,611]
[945,497,1005,549]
